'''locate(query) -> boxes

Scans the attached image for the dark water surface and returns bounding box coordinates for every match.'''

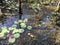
[0,16,19,27]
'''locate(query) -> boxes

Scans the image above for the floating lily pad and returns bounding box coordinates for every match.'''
[8,38,15,43]
[2,29,9,34]
[14,33,20,38]
[18,20,23,23]
[23,18,28,23]
[14,21,18,24]
[12,29,19,34]
[8,27,14,30]
[18,29,24,33]
[0,33,4,38]
[11,25,17,28]
[20,23,26,28]
[27,26,32,30]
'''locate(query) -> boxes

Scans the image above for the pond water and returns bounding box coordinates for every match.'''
[0,9,56,30]
[0,16,19,27]
[0,10,56,45]
[0,14,29,28]
[0,14,31,45]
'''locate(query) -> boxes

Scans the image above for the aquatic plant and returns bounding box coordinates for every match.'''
[0,18,32,43]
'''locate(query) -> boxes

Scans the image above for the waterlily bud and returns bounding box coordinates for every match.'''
[9,35,14,38]
[30,35,34,38]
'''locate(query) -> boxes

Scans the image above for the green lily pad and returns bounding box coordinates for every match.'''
[12,29,19,34]
[14,21,18,24]
[8,27,14,30]
[20,23,26,25]
[11,25,17,28]
[27,26,32,30]
[8,38,15,43]
[1,26,7,29]
[21,25,26,28]
[14,33,20,38]
[20,23,26,28]
[23,18,28,22]
[0,33,4,38]
[18,20,23,23]
[2,29,9,33]
[18,29,24,33]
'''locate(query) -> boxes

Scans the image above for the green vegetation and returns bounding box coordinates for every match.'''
[0,0,60,45]
[0,19,32,43]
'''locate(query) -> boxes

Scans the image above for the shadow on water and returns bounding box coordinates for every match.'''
[0,14,28,28]
[0,15,19,27]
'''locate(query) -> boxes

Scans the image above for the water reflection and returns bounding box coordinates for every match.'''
[0,15,19,27]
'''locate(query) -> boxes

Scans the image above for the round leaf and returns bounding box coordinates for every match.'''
[23,18,28,22]
[27,26,32,30]
[12,29,19,34]
[14,21,18,24]
[14,33,20,38]
[18,29,24,33]
[18,20,23,23]
[8,38,15,43]
[11,25,17,28]
[2,29,9,33]
[8,27,14,30]
[20,23,26,28]
[0,33,4,38]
